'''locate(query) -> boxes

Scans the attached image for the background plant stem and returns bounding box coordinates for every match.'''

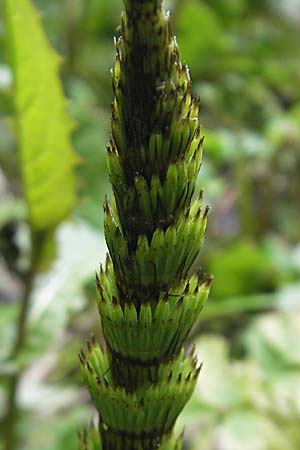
[3,231,44,450]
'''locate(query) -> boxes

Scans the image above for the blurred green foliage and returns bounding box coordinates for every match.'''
[184,308,300,450]
[208,240,278,299]
[0,0,299,449]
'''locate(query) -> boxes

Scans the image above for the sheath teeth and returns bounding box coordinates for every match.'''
[80,1,211,449]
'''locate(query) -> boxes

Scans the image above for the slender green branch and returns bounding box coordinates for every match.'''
[3,232,44,450]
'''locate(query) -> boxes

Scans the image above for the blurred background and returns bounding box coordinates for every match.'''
[1,0,300,449]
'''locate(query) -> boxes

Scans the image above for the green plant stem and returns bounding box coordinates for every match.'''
[79,0,212,448]
[3,231,44,450]
[3,274,33,450]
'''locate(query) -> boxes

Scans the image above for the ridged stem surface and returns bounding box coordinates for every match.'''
[79,1,211,449]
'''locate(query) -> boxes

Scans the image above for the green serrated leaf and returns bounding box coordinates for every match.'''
[5,0,76,231]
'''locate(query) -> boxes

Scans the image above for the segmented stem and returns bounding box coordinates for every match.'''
[79,1,211,449]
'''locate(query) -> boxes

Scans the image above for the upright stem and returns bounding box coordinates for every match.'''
[79,0,212,448]
[3,231,43,450]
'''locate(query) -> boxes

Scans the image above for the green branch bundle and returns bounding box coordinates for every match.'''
[79,0,212,449]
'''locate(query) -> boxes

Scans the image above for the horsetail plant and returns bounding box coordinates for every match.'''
[79,0,212,449]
